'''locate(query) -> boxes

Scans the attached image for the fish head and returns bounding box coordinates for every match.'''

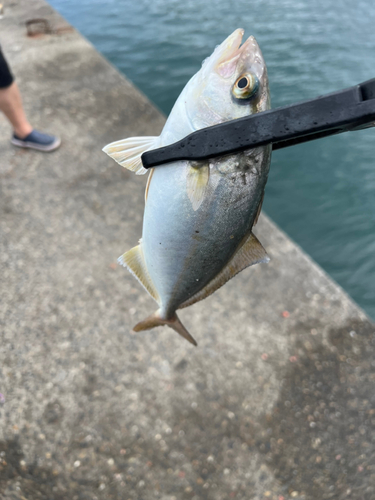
[185,29,270,129]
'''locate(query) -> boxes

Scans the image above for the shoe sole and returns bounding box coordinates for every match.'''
[11,137,61,152]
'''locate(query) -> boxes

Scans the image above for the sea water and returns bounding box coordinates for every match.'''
[50,0,375,318]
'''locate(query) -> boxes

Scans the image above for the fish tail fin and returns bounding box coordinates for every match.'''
[133,310,197,346]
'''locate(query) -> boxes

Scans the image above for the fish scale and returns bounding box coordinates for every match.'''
[144,148,271,316]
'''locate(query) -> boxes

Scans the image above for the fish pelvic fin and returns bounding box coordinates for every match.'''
[118,244,160,303]
[103,136,159,175]
[186,162,210,211]
[133,310,197,346]
[145,167,155,203]
[180,232,269,309]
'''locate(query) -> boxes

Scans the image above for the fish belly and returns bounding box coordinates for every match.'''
[142,147,271,317]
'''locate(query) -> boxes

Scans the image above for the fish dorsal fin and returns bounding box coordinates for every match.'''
[186,162,210,211]
[103,136,159,175]
[179,232,269,309]
[118,243,160,303]
[253,191,265,226]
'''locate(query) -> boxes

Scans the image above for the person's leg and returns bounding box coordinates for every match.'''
[0,81,33,138]
[0,47,61,151]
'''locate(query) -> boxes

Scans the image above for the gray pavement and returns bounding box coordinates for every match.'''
[0,1,374,499]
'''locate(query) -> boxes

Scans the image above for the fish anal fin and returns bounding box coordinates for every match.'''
[180,232,269,309]
[186,163,210,211]
[103,136,159,175]
[133,310,197,346]
[118,244,160,303]
[254,191,265,226]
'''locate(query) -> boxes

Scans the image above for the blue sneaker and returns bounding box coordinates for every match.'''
[11,130,61,152]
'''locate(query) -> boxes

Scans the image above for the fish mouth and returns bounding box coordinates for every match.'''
[215,29,264,79]
[217,28,244,67]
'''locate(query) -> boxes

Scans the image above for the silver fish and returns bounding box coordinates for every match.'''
[103,29,271,346]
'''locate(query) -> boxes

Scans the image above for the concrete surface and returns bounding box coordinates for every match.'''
[0,1,374,499]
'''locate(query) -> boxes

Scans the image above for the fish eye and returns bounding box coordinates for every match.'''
[232,73,259,100]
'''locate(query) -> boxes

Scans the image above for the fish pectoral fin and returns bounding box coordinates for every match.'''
[103,136,159,175]
[180,232,269,309]
[186,162,210,211]
[118,244,160,303]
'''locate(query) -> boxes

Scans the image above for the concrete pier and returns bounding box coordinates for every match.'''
[0,1,374,499]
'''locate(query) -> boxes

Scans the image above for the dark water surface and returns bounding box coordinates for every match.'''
[50,0,375,318]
